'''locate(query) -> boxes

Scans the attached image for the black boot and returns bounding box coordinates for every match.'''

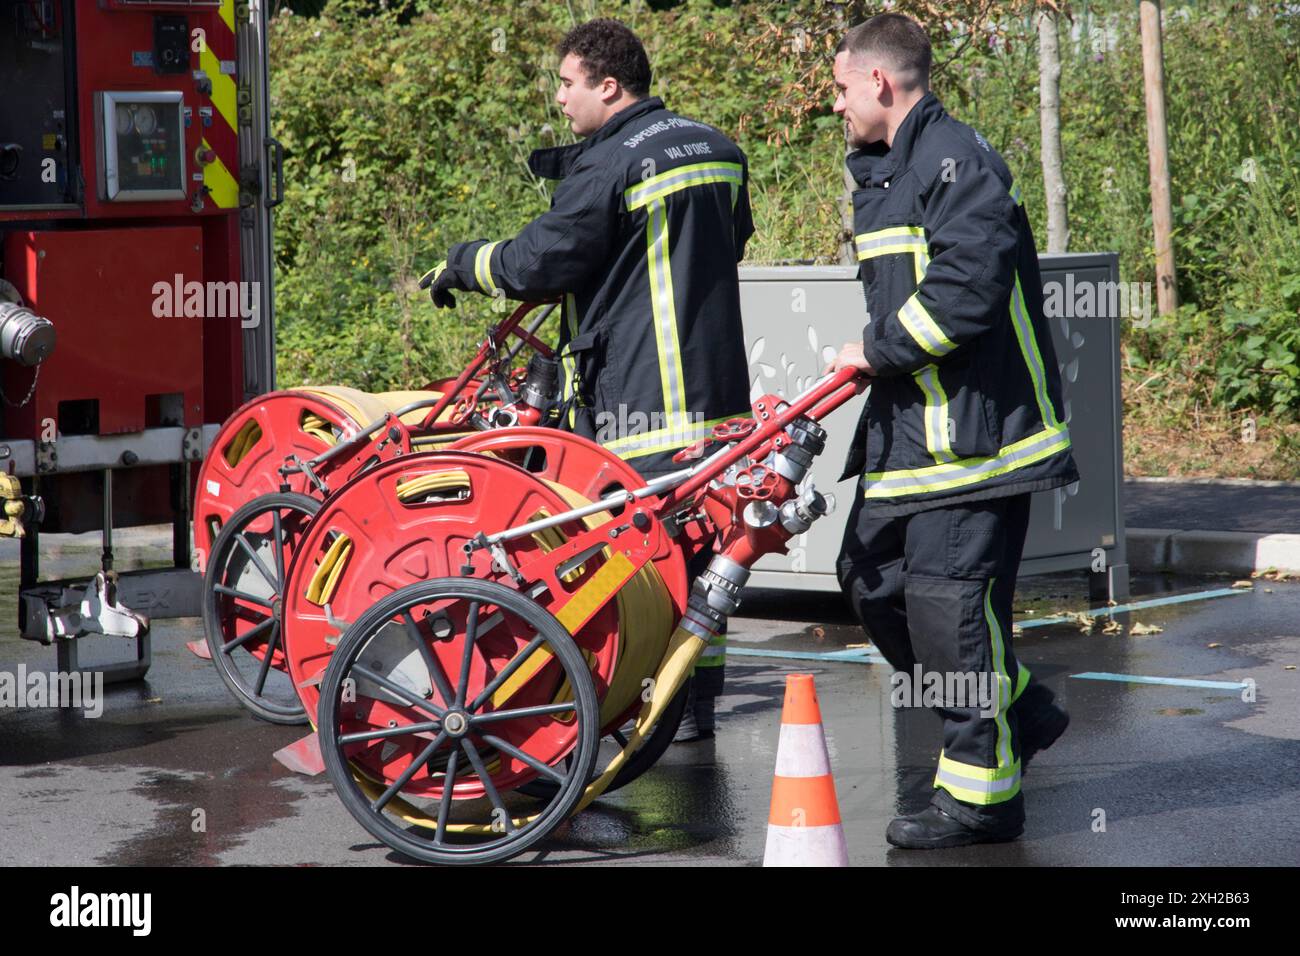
[1013,682,1070,774]
[886,804,1024,850]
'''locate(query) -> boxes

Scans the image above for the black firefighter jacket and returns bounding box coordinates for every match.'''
[841,92,1079,515]
[443,96,754,478]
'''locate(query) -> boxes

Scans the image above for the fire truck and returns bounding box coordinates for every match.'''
[0,0,278,680]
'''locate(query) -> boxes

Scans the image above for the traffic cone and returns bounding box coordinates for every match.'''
[763,673,849,866]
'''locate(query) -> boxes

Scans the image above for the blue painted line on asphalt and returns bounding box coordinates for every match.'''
[1071,672,1250,691]
[730,586,1251,670]
[727,646,887,665]
[1017,586,1250,630]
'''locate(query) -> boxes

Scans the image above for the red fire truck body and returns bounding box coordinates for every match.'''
[1,0,277,678]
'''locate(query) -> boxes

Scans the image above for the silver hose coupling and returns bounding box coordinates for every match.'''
[779,484,835,535]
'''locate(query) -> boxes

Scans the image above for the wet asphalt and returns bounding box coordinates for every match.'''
[1,530,1298,867]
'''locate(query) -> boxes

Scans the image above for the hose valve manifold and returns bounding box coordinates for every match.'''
[773,416,827,485]
[680,553,750,639]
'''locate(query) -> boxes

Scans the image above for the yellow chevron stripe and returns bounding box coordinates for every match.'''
[219,0,235,34]
[198,45,238,135]
[202,139,240,209]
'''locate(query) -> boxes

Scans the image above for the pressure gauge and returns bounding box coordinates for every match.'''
[132,105,158,136]
[115,105,133,136]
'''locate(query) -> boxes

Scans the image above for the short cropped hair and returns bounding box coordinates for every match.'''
[835,13,931,92]
[557,18,652,97]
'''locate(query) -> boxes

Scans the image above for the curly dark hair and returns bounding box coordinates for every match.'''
[557,18,652,97]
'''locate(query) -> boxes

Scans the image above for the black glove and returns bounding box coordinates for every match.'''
[418,259,461,309]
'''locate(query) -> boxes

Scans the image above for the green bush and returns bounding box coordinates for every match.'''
[269,0,1300,423]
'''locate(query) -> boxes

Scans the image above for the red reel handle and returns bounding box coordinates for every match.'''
[417,301,554,432]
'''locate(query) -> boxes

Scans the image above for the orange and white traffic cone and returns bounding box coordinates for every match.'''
[763,673,849,866]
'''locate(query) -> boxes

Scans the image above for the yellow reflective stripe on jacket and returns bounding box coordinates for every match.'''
[864,422,1071,498]
[934,751,1021,805]
[898,293,957,358]
[645,197,688,425]
[1012,662,1031,703]
[1009,180,1023,205]
[984,578,1015,771]
[1010,270,1061,428]
[560,293,579,427]
[854,225,927,258]
[602,413,740,460]
[913,365,956,464]
[625,161,744,211]
[474,240,503,295]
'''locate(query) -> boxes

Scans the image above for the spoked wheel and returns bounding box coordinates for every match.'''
[203,491,320,724]
[318,578,601,866]
[517,677,691,801]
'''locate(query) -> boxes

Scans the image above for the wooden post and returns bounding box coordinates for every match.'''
[1139,0,1178,315]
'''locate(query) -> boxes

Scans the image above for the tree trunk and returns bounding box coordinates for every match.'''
[1038,6,1069,253]
[1139,0,1179,315]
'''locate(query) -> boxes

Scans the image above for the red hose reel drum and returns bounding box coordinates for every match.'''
[193,390,405,571]
[281,451,632,798]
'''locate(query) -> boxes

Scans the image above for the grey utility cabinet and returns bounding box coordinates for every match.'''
[737,254,1128,602]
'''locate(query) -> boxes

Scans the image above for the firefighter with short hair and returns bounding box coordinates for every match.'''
[826,13,1077,848]
[423,18,752,739]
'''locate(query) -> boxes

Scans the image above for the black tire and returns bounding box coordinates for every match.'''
[202,491,319,725]
[318,577,601,866]
[517,676,691,801]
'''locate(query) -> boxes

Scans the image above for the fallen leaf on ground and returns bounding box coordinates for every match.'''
[844,642,871,649]
[1231,580,1254,589]
[1130,622,1163,635]
[1207,642,1222,648]
[1102,619,1123,635]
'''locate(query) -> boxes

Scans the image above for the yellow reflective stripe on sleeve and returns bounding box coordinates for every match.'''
[625,161,744,211]
[1010,270,1061,428]
[602,413,742,460]
[645,197,688,428]
[864,422,1072,498]
[985,578,1014,770]
[1009,181,1022,205]
[897,293,957,358]
[934,751,1021,805]
[913,365,955,464]
[474,240,502,295]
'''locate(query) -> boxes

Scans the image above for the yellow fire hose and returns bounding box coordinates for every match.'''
[222,386,453,471]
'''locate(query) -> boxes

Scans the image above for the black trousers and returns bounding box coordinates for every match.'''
[837,491,1034,829]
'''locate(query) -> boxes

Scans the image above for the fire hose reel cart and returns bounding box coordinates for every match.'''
[294,365,859,865]
[199,302,561,723]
